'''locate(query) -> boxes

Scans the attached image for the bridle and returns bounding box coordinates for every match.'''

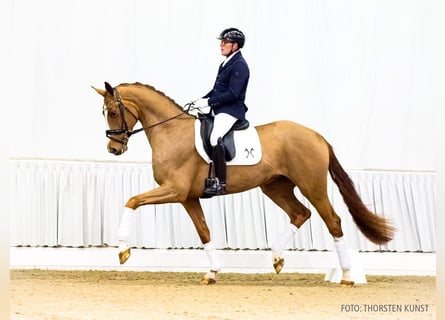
[103,87,187,146]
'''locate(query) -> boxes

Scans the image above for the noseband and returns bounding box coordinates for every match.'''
[104,87,186,146]
[103,88,139,145]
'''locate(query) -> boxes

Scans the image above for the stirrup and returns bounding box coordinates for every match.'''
[202,178,226,198]
[205,177,218,188]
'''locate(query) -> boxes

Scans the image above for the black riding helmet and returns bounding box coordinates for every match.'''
[218,28,245,48]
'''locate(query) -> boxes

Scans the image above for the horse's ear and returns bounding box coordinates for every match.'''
[104,82,114,95]
[92,86,106,97]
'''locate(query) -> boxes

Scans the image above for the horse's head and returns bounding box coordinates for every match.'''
[93,82,139,155]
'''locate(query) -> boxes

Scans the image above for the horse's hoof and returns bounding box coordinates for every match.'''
[201,277,217,285]
[273,256,285,274]
[201,271,217,285]
[118,247,131,265]
[340,279,355,286]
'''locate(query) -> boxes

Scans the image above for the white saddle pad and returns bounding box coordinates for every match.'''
[194,119,262,166]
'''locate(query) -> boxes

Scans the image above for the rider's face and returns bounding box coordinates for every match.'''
[220,39,237,57]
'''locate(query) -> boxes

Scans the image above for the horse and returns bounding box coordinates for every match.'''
[93,81,394,285]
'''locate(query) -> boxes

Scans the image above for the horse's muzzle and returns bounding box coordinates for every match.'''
[108,143,127,155]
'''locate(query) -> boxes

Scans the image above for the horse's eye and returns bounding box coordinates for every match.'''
[108,111,117,118]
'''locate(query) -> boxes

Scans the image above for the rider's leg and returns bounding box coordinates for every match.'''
[209,112,238,146]
[203,139,227,196]
[203,113,237,196]
[213,138,227,184]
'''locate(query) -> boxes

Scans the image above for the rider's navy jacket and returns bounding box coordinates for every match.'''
[203,51,250,120]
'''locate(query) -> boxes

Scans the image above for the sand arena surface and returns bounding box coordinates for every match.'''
[11,269,435,319]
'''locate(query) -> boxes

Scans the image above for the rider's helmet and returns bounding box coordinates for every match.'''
[218,28,245,48]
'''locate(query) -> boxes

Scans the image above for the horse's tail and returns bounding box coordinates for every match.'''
[327,143,395,245]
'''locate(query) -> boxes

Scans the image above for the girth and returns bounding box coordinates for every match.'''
[198,113,249,161]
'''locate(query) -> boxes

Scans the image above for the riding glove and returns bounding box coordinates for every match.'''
[191,98,211,115]
[194,98,209,109]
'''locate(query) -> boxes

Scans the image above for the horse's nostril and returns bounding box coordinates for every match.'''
[108,144,126,155]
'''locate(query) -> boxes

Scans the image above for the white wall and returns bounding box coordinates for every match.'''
[2,0,440,170]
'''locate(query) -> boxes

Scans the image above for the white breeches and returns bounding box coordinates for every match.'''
[210,113,238,146]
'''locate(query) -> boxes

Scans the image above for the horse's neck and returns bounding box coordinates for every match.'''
[140,99,175,124]
[132,87,193,144]
[135,89,180,121]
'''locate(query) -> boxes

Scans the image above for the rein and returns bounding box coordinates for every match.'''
[104,87,188,145]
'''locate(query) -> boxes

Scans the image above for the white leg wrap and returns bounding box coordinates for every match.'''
[117,207,133,242]
[334,236,351,271]
[204,241,221,272]
[271,224,298,257]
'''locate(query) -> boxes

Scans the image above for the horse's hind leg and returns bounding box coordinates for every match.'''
[261,176,311,273]
[303,190,354,285]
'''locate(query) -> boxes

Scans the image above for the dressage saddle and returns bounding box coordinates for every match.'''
[198,113,249,161]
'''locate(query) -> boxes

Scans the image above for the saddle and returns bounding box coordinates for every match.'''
[198,113,250,161]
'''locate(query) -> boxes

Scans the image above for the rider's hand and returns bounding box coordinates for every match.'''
[188,98,210,115]
[194,98,209,109]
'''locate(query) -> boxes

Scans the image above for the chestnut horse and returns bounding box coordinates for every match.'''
[93,82,394,285]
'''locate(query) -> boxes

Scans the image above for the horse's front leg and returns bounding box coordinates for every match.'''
[117,184,186,264]
[182,199,221,285]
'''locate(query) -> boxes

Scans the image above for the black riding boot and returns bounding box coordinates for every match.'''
[202,139,226,197]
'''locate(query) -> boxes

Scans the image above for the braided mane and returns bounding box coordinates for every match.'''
[117,82,183,111]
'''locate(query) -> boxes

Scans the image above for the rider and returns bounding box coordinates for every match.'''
[194,27,250,197]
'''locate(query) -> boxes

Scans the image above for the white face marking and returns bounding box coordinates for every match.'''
[103,105,111,130]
